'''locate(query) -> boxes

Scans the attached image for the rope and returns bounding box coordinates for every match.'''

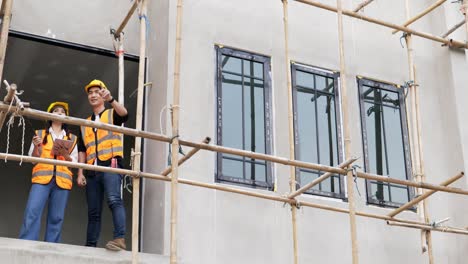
[4,106,26,165]
[159,105,168,135]
[167,135,186,166]
[124,174,133,193]
[18,115,25,165]
[399,32,409,48]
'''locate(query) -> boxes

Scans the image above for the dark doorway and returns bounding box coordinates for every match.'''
[0,31,139,248]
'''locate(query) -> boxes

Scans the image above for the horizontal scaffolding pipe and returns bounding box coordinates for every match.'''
[441,19,465,38]
[387,221,468,235]
[392,0,448,34]
[1,151,467,237]
[2,103,468,197]
[288,158,358,199]
[114,0,139,38]
[294,0,467,48]
[388,172,464,217]
[0,103,347,174]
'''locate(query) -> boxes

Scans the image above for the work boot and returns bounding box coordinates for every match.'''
[105,238,126,251]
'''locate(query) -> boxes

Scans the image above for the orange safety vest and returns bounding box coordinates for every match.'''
[81,109,124,165]
[31,129,77,190]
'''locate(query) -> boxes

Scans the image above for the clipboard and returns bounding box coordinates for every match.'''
[52,139,73,156]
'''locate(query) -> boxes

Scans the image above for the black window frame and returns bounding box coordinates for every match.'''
[358,77,414,208]
[291,63,345,199]
[215,46,273,189]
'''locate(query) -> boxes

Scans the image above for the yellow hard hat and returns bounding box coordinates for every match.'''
[84,79,107,93]
[47,102,69,116]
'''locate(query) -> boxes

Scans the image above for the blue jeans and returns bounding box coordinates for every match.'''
[85,170,126,247]
[19,177,70,242]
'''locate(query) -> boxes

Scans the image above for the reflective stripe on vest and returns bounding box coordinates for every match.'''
[82,109,124,164]
[84,134,123,149]
[32,169,72,181]
[31,130,76,190]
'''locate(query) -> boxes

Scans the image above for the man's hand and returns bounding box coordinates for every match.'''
[99,88,113,102]
[77,173,87,187]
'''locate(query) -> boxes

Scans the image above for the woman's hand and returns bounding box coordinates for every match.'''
[32,135,42,147]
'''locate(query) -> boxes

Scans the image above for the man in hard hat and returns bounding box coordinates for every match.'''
[76,79,128,251]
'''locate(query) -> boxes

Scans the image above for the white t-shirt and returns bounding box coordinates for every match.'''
[28,127,78,163]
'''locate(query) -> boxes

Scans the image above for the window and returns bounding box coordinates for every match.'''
[291,64,344,199]
[215,46,272,188]
[358,78,413,207]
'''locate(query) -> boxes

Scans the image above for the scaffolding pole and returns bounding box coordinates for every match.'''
[388,172,464,218]
[387,221,468,235]
[160,137,210,176]
[281,1,299,263]
[0,81,16,130]
[114,0,139,38]
[131,0,147,263]
[336,0,359,262]
[441,19,465,38]
[0,0,13,84]
[464,1,468,60]
[117,35,125,107]
[294,0,467,48]
[353,0,375,13]
[392,0,448,34]
[288,158,357,199]
[170,0,184,263]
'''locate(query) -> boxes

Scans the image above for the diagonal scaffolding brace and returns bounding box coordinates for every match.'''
[353,0,375,13]
[388,172,464,218]
[295,0,467,48]
[392,0,448,34]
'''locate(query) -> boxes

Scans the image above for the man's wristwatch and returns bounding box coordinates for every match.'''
[108,97,115,104]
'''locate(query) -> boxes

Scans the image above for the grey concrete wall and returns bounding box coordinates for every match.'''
[10,0,141,55]
[141,0,171,255]
[149,0,468,263]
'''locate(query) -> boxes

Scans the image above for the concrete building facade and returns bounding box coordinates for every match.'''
[2,0,468,263]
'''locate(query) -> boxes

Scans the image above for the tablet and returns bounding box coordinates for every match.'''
[52,139,73,155]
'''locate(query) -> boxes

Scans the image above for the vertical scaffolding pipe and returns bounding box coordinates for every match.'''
[464,1,468,61]
[131,0,148,263]
[336,0,359,263]
[0,0,13,84]
[404,0,433,260]
[281,1,299,263]
[118,35,125,106]
[170,0,183,263]
[405,33,427,253]
[414,66,434,262]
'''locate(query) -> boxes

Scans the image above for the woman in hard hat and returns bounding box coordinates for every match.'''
[19,102,78,243]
